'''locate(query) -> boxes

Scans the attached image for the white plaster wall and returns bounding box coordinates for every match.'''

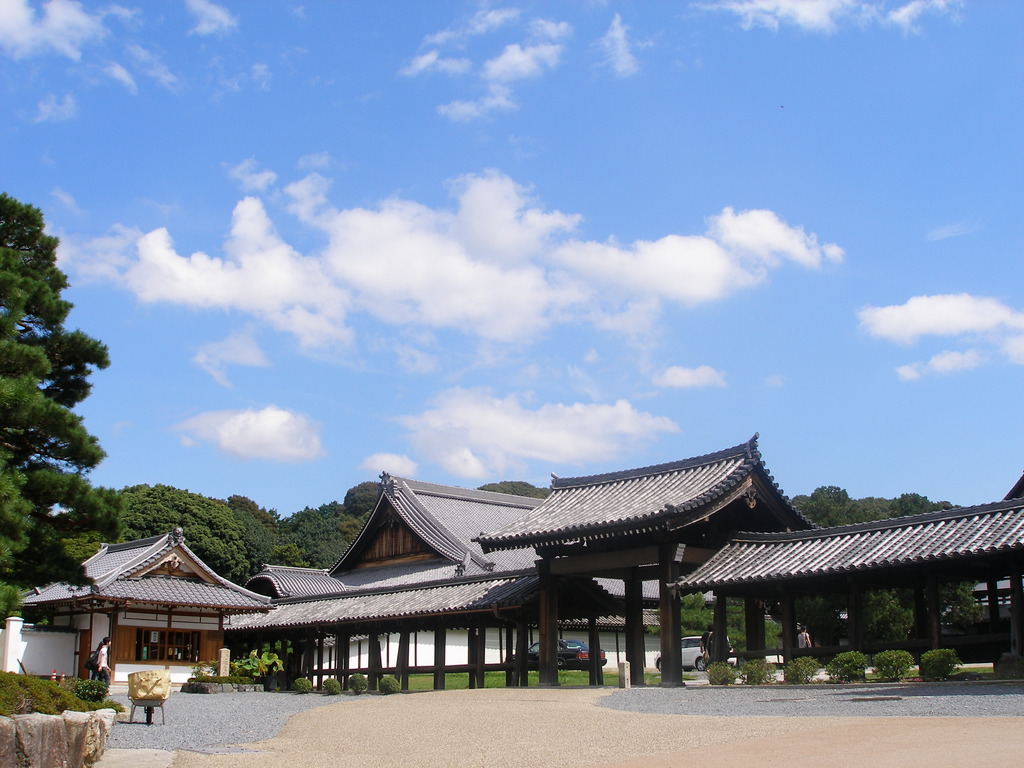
[11,623,78,677]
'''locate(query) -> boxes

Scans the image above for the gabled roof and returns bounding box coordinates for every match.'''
[1006,471,1024,501]
[329,474,543,577]
[477,435,810,552]
[677,497,1024,592]
[24,528,270,612]
[246,565,344,600]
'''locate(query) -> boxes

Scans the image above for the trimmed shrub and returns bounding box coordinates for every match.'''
[738,658,775,685]
[92,698,125,713]
[67,678,108,703]
[873,650,914,682]
[378,676,401,695]
[919,648,961,681]
[0,672,89,717]
[784,656,820,685]
[825,651,868,683]
[292,677,313,694]
[706,662,738,686]
[348,673,368,694]
[189,675,252,685]
[322,678,342,695]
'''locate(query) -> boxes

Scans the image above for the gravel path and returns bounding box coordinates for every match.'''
[600,681,1024,718]
[106,690,345,753]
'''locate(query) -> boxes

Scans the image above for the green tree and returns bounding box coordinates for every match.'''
[863,589,914,643]
[279,501,352,569]
[120,484,249,583]
[225,495,280,577]
[941,581,984,630]
[269,542,309,568]
[476,480,551,499]
[0,193,121,588]
[342,481,379,520]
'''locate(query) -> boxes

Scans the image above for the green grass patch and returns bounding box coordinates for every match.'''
[401,668,650,690]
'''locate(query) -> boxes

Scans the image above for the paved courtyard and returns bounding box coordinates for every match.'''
[99,683,1024,768]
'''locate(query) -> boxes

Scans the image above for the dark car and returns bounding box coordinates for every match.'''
[521,639,607,669]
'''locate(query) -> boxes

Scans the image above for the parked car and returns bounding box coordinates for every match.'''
[655,635,737,672]
[520,639,607,669]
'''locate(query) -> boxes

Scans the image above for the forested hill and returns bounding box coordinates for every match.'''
[791,486,953,528]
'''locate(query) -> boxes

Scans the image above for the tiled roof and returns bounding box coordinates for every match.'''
[246,566,343,599]
[677,497,1024,592]
[24,529,270,612]
[330,475,542,576]
[477,435,808,552]
[228,574,539,630]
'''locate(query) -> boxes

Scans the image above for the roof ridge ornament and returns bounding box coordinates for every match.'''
[171,527,184,546]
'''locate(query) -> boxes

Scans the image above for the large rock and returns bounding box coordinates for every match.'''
[12,712,69,768]
[0,716,18,768]
[62,711,107,767]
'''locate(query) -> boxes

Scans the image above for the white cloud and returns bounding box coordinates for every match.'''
[361,452,418,478]
[0,0,106,60]
[397,387,679,479]
[298,152,331,171]
[69,171,841,356]
[34,92,75,122]
[482,42,561,82]
[858,294,1024,345]
[104,61,137,93]
[51,186,81,215]
[597,14,639,77]
[438,83,516,121]
[127,44,179,91]
[394,344,438,374]
[192,329,269,387]
[700,0,961,34]
[399,50,472,77]
[425,8,521,47]
[175,405,323,462]
[185,0,238,36]
[925,221,978,242]
[654,365,727,388]
[860,294,1024,377]
[228,158,277,192]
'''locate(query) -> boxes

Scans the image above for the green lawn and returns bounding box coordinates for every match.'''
[400,669,669,690]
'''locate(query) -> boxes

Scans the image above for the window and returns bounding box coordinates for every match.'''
[134,629,201,662]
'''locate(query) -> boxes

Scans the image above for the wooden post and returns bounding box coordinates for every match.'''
[474,625,487,689]
[1010,568,1024,657]
[847,582,863,653]
[624,569,645,686]
[433,625,447,690]
[744,598,765,657]
[504,624,515,687]
[987,578,1002,633]
[396,630,411,691]
[587,617,604,686]
[515,618,530,687]
[926,574,942,650]
[537,560,559,686]
[913,585,928,641]
[657,543,682,687]
[712,593,728,664]
[368,633,382,691]
[315,632,324,689]
[338,633,350,689]
[467,627,478,689]
[781,595,795,663]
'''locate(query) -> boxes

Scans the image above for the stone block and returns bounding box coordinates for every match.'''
[63,710,111,767]
[0,716,18,768]
[12,712,69,768]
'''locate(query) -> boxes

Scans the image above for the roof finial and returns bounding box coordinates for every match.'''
[171,527,184,545]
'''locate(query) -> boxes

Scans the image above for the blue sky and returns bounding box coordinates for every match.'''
[3,0,1022,517]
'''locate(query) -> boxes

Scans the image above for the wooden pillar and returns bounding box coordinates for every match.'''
[302,630,315,681]
[537,560,559,686]
[368,633,382,691]
[467,627,478,689]
[514,618,530,687]
[624,569,645,685]
[433,625,447,690]
[780,595,796,663]
[712,594,728,663]
[913,585,929,640]
[315,632,325,689]
[658,543,682,687]
[847,583,863,652]
[338,633,350,688]
[396,630,411,691]
[587,617,604,686]
[504,624,515,687]
[744,598,765,656]
[987,578,1002,633]
[1010,568,1024,656]
[926,574,942,650]
[474,625,487,689]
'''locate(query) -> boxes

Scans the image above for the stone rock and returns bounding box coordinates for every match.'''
[12,712,69,768]
[63,710,108,767]
[0,716,18,768]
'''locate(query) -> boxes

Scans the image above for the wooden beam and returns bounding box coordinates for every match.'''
[549,544,716,577]
[537,561,559,686]
[657,543,682,687]
[624,570,645,686]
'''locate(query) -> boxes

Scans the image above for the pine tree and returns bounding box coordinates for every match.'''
[0,193,120,589]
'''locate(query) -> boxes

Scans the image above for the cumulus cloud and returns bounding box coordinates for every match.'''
[859,294,1024,378]
[192,329,269,387]
[361,452,418,477]
[0,0,106,60]
[397,387,679,479]
[68,169,842,353]
[185,0,238,36]
[34,92,75,122]
[597,14,639,77]
[175,405,323,461]
[228,157,278,192]
[700,0,961,34]
[654,365,727,388]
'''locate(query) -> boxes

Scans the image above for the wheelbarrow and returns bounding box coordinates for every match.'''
[127,669,171,725]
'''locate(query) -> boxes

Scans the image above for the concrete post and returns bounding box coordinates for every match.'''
[218,647,230,677]
[618,661,631,689]
[3,616,25,673]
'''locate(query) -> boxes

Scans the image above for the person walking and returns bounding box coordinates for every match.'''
[797,626,812,649]
[91,637,112,684]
